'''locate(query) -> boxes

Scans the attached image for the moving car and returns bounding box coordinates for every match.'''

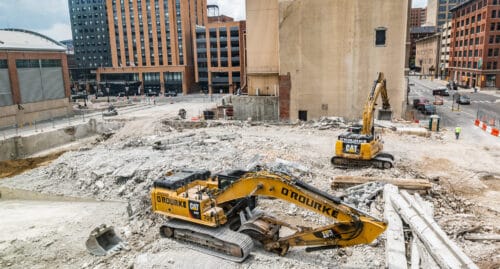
[456,94,471,105]
[432,87,450,96]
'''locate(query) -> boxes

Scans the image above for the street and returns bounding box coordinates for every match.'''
[408,76,500,144]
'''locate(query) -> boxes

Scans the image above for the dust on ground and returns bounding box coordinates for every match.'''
[0,101,499,268]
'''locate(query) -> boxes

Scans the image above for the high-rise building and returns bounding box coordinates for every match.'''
[449,0,500,89]
[96,0,207,95]
[194,16,246,94]
[426,0,469,27]
[68,0,112,71]
[411,7,427,27]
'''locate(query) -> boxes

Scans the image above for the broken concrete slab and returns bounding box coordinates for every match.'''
[383,184,407,269]
[390,190,479,269]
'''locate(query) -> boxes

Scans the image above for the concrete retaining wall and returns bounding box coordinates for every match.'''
[231,96,279,121]
[0,119,123,161]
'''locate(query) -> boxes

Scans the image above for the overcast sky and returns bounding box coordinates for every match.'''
[0,0,424,42]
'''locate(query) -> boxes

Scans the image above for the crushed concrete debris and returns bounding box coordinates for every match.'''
[0,101,498,269]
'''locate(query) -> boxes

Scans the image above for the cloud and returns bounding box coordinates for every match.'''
[0,0,69,31]
[413,0,427,8]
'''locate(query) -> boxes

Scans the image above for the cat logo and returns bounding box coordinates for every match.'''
[189,203,199,211]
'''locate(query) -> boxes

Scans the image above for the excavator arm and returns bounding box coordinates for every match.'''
[214,171,387,254]
[361,72,391,135]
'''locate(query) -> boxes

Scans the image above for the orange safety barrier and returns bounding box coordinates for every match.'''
[474,119,480,126]
[482,123,487,130]
[492,128,500,136]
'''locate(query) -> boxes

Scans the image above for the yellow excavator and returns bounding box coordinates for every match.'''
[331,72,394,169]
[151,169,387,262]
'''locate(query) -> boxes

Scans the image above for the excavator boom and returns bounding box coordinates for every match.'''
[151,169,387,261]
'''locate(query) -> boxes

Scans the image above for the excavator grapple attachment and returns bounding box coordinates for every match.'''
[86,224,128,256]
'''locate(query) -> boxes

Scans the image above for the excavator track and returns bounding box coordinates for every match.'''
[160,219,254,262]
[331,153,394,169]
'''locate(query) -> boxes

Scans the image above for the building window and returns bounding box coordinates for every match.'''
[375,28,386,46]
[493,10,497,18]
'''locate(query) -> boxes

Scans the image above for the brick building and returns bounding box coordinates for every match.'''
[449,0,500,89]
[410,7,427,27]
[416,34,441,76]
[0,29,71,128]
[194,18,246,94]
[94,0,208,95]
[410,26,437,69]
[439,21,454,79]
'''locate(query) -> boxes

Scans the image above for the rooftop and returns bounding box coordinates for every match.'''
[0,29,66,52]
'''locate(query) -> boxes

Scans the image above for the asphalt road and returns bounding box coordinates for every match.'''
[408,76,500,144]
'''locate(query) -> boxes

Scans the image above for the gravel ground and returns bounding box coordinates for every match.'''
[0,102,499,268]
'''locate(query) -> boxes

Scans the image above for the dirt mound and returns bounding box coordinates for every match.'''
[0,152,65,179]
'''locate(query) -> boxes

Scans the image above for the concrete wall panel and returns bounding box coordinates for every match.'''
[278,0,408,120]
[232,96,278,121]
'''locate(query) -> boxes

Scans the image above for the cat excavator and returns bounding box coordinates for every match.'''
[331,72,394,169]
[149,169,387,262]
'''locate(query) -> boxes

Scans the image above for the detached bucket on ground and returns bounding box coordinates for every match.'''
[86,224,128,256]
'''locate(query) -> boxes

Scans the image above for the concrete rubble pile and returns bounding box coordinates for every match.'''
[0,112,498,269]
[300,116,347,130]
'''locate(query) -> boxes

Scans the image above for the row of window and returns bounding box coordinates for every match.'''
[15,59,62,68]
[0,60,7,69]
[455,0,500,18]
[452,60,498,69]
[71,0,104,5]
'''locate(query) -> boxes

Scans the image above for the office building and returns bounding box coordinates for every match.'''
[194,16,246,94]
[68,0,112,82]
[0,29,70,128]
[426,0,469,27]
[95,0,207,95]
[449,0,500,89]
[411,7,427,27]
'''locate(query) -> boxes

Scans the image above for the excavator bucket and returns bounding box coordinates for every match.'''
[377,109,392,121]
[85,224,128,256]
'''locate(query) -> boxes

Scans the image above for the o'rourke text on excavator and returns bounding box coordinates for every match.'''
[281,187,339,218]
[156,195,187,208]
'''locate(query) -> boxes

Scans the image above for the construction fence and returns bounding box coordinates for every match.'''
[475,109,500,137]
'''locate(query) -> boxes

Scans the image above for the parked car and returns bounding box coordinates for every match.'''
[165,91,178,97]
[456,94,471,105]
[422,104,436,115]
[413,97,429,111]
[432,87,450,96]
[71,91,88,101]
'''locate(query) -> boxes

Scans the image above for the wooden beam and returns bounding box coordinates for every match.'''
[332,176,431,190]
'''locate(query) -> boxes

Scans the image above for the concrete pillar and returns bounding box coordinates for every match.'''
[160,71,165,94]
